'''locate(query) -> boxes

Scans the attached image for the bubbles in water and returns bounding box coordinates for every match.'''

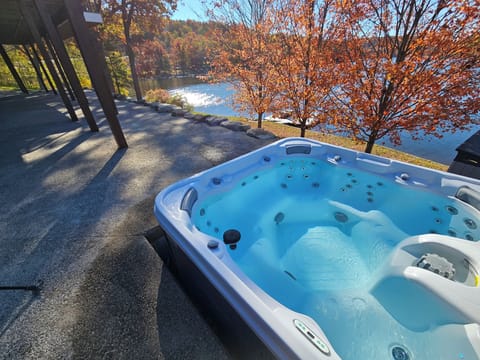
[352,297,367,312]
[319,297,339,320]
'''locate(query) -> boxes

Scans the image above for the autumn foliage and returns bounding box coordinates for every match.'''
[94,0,479,153]
[209,0,479,152]
[101,0,177,101]
[209,0,278,128]
[269,0,336,137]
[328,0,480,153]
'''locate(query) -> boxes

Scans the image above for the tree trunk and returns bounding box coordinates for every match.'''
[257,112,263,128]
[364,135,376,153]
[126,40,142,101]
[300,123,306,137]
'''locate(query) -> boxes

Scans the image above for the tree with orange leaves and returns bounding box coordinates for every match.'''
[102,0,177,101]
[208,0,278,128]
[270,0,336,137]
[328,0,480,153]
[134,39,171,77]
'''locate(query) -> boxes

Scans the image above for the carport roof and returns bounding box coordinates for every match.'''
[0,0,76,45]
[0,0,127,149]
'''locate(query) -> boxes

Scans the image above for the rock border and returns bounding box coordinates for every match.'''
[114,95,276,139]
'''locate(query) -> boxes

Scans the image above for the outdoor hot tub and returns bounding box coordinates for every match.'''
[154,138,480,359]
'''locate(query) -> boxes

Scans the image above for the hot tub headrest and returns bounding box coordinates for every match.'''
[180,187,198,217]
[455,186,480,212]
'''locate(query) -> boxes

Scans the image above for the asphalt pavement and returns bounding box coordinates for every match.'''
[0,91,273,359]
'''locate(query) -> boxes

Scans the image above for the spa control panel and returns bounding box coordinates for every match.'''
[293,319,331,356]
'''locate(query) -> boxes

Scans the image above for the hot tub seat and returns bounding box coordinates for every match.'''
[372,234,480,330]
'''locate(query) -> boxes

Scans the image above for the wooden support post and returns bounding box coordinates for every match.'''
[0,44,29,94]
[45,38,75,101]
[93,31,116,97]
[31,44,56,94]
[101,50,115,96]
[64,0,127,148]
[71,28,118,115]
[19,0,78,121]
[34,0,98,131]
[23,44,48,92]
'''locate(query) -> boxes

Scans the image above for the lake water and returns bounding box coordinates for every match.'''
[139,77,478,165]
[140,77,240,117]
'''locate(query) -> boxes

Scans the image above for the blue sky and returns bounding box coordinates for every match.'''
[172,1,207,21]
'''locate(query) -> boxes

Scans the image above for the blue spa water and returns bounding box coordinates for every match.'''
[192,158,480,360]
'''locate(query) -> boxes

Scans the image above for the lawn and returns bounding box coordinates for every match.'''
[230,116,449,171]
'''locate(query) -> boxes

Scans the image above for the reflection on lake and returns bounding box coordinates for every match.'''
[138,77,478,165]
[139,77,240,117]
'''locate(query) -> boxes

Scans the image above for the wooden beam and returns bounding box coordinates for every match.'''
[64,0,127,148]
[45,38,75,101]
[65,23,118,115]
[0,44,29,94]
[19,0,78,122]
[34,0,99,132]
[93,32,116,99]
[22,44,48,92]
[31,44,57,94]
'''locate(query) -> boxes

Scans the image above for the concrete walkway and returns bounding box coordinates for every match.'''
[0,91,273,359]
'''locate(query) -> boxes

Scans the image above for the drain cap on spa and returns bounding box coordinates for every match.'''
[391,345,410,360]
